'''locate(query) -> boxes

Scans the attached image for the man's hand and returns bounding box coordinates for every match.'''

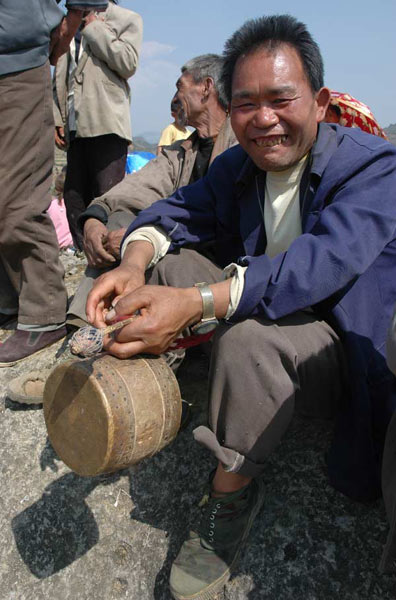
[82,11,104,28]
[102,228,127,261]
[50,10,84,66]
[55,126,66,149]
[83,219,116,268]
[86,263,146,327]
[100,285,203,359]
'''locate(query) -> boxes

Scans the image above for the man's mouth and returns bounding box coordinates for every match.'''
[254,135,288,148]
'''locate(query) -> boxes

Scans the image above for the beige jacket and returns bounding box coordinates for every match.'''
[82,117,237,224]
[53,3,142,144]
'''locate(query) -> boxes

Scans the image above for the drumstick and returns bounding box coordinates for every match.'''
[101,315,137,335]
[69,315,138,357]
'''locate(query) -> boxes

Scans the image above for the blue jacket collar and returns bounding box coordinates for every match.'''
[235,122,338,188]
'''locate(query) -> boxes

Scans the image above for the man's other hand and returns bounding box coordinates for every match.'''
[86,264,146,328]
[82,11,104,28]
[83,218,116,268]
[102,228,127,261]
[55,126,66,149]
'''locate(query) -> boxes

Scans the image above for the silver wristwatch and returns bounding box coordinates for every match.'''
[191,282,219,335]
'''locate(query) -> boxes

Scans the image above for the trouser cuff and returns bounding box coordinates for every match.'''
[17,322,66,332]
[193,425,266,478]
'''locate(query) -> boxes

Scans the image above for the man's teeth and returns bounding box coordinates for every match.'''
[255,135,287,147]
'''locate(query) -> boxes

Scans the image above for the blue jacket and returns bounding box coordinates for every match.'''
[0,0,108,76]
[125,123,396,501]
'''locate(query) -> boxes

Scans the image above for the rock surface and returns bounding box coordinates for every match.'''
[1,251,396,599]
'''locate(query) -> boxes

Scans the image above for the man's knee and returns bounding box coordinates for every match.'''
[212,317,294,364]
[147,249,221,289]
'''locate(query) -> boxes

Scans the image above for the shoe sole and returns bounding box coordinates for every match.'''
[0,334,67,368]
[170,479,265,600]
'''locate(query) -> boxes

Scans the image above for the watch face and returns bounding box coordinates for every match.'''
[192,320,218,335]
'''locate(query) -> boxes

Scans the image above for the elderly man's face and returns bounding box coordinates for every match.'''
[230,44,330,171]
[171,73,205,128]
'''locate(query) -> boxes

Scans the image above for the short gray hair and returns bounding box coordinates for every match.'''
[181,54,228,110]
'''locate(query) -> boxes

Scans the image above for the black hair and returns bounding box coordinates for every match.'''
[221,15,324,102]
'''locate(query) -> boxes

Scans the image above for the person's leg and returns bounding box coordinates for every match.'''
[195,312,345,476]
[170,312,346,599]
[0,63,67,364]
[146,247,223,288]
[89,134,128,199]
[64,138,90,251]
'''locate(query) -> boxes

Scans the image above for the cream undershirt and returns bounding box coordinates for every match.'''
[121,155,308,318]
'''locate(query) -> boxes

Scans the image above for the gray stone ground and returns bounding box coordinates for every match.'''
[1,251,396,600]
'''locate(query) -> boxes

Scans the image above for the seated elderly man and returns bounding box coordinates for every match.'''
[68,53,236,327]
[87,15,396,600]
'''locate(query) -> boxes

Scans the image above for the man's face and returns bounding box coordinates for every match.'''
[171,73,205,128]
[230,44,330,171]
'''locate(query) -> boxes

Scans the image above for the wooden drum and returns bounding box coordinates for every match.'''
[43,354,182,476]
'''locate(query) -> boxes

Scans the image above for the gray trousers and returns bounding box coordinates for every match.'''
[0,62,67,327]
[148,249,346,478]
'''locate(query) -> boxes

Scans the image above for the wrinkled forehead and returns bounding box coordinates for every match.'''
[232,43,311,96]
[176,71,196,89]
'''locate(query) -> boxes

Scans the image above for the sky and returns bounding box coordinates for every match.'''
[67,0,396,139]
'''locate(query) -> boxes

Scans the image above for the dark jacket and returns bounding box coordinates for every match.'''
[124,123,396,501]
[0,0,108,76]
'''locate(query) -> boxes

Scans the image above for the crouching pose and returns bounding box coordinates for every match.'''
[87,15,396,600]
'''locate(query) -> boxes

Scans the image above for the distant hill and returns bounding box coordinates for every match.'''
[132,135,157,154]
[384,124,396,146]
[136,131,161,145]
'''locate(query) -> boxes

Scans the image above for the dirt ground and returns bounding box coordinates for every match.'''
[1,252,396,600]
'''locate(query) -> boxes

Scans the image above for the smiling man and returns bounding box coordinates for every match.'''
[87,15,396,600]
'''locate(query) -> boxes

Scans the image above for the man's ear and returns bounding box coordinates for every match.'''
[202,77,214,100]
[315,87,331,122]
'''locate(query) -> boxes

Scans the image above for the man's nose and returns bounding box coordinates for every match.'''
[253,105,279,128]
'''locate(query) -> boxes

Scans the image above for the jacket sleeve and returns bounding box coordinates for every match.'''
[121,148,244,248]
[80,149,182,227]
[232,142,396,322]
[52,71,64,128]
[81,11,142,80]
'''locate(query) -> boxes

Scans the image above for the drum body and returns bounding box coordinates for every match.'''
[43,354,182,476]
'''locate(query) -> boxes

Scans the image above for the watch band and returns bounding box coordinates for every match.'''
[194,282,215,322]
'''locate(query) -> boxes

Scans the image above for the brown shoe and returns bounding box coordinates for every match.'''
[0,327,67,367]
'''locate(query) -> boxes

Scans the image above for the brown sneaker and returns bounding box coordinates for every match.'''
[0,327,67,367]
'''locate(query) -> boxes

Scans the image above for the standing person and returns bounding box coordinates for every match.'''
[156,101,191,155]
[53,1,143,251]
[0,0,109,366]
[87,15,396,599]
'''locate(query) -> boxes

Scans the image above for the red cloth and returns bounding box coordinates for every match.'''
[328,91,387,139]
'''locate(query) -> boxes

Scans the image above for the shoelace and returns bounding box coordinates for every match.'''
[197,490,250,545]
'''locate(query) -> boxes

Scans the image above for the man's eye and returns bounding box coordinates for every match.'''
[273,98,292,105]
[232,102,254,109]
